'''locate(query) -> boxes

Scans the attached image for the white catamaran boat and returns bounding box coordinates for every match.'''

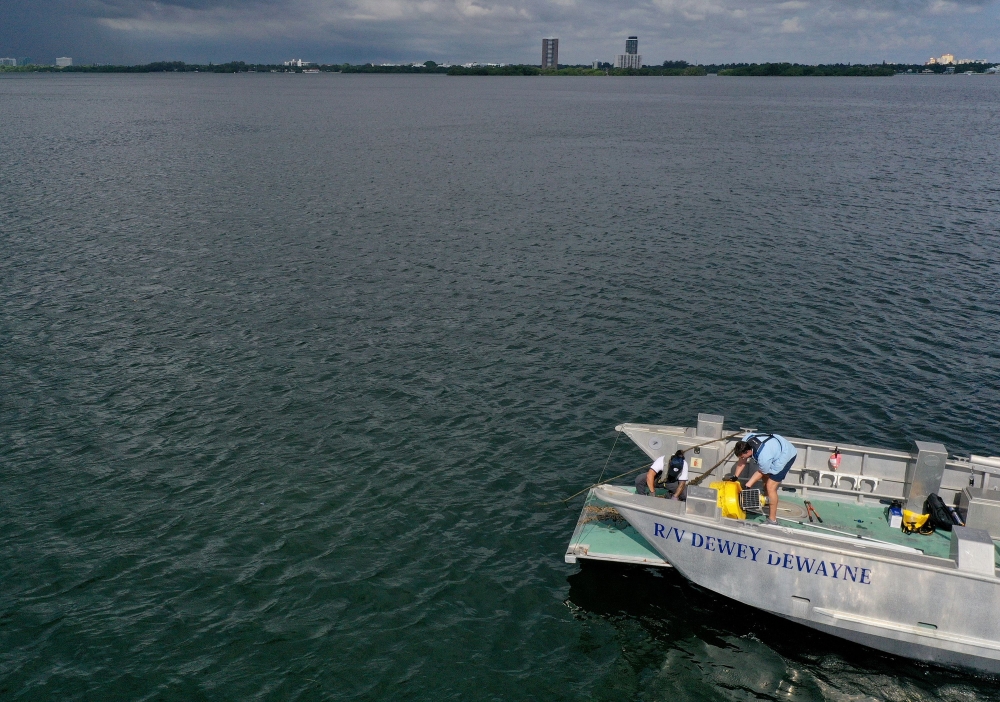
[565,413,1000,673]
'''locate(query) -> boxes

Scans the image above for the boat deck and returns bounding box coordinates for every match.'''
[566,487,1000,567]
[564,489,669,566]
[748,492,956,560]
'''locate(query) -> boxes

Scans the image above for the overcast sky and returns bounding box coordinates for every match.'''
[1,0,997,65]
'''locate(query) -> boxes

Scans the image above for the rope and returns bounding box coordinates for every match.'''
[542,429,745,506]
[681,430,744,455]
[579,505,628,527]
[537,462,652,507]
[688,444,738,487]
[595,429,622,486]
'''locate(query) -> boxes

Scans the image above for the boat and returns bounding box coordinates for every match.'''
[565,413,1000,673]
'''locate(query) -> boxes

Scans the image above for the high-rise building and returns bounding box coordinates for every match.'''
[55,57,72,67]
[542,38,558,69]
[616,54,642,69]
[615,37,641,69]
[926,53,958,66]
[0,58,16,67]
[17,57,32,66]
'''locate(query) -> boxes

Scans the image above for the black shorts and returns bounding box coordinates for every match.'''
[764,456,796,483]
[635,473,679,495]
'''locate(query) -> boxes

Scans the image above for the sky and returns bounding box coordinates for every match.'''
[1,0,997,66]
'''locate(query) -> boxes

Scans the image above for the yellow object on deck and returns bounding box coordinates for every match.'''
[710,480,745,520]
[709,481,768,520]
[902,509,930,531]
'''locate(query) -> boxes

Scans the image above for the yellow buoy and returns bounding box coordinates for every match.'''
[710,480,746,520]
[708,481,768,520]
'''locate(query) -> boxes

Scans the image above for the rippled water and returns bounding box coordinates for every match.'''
[2,73,1000,700]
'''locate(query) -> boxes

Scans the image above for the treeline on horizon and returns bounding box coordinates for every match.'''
[2,59,996,76]
[447,64,709,76]
[429,62,997,76]
[713,61,998,75]
[0,61,452,74]
[717,63,894,76]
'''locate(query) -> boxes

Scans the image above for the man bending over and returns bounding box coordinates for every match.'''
[635,450,689,500]
[732,433,798,524]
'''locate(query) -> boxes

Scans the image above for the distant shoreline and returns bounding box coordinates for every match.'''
[2,61,996,77]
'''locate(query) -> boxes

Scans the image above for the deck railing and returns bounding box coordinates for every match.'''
[620,421,997,507]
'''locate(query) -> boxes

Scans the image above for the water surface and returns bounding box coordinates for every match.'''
[2,73,1000,700]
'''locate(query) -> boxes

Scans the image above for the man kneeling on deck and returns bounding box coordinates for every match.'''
[731,433,798,524]
[635,450,688,500]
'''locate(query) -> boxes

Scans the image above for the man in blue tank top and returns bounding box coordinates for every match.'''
[732,432,798,525]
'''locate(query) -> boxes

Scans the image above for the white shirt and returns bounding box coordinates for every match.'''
[651,455,689,482]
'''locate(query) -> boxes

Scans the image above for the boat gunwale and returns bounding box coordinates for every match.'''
[613,422,994,504]
[615,422,917,461]
[595,486,1000,584]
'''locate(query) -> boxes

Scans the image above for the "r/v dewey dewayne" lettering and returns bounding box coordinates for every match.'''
[652,522,873,585]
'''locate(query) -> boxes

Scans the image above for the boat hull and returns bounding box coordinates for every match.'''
[785,616,1000,673]
[597,486,1000,674]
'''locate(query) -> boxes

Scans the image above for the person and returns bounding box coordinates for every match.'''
[635,450,689,500]
[730,432,798,524]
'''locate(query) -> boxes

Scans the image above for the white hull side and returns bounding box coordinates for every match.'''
[781,615,1000,674]
[597,487,1000,673]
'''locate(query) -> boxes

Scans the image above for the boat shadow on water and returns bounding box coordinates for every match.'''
[565,561,1000,700]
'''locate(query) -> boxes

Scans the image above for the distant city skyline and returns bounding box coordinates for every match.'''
[1,0,997,67]
[926,53,988,65]
[2,44,993,72]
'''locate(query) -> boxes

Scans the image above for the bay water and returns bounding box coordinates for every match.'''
[2,73,1000,700]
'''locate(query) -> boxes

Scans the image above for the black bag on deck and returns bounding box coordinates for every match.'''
[925,493,954,531]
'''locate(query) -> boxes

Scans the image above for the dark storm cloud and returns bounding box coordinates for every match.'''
[1,0,997,64]
[72,0,277,16]
[2,1,133,63]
